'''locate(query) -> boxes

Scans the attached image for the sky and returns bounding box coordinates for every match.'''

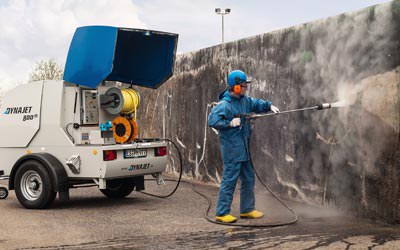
[0,0,391,90]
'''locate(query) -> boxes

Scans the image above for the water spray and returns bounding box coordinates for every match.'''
[237,100,346,120]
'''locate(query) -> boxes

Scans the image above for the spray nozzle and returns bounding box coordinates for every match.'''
[316,100,347,110]
[317,103,332,110]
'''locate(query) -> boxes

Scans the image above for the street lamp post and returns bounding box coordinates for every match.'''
[215,8,230,44]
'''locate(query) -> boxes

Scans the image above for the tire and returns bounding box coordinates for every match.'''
[0,187,8,199]
[14,160,57,209]
[100,179,135,198]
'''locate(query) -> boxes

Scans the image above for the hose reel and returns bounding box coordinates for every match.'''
[101,87,141,116]
[112,116,139,143]
[100,87,141,143]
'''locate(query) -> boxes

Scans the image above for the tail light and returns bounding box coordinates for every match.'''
[155,146,167,157]
[103,150,117,161]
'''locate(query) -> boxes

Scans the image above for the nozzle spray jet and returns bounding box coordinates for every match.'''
[236,100,346,120]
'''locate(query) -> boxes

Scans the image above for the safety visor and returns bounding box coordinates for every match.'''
[241,78,252,84]
[236,77,252,84]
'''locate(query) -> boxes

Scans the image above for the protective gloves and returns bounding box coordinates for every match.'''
[270,105,280,114]
[230,117,241,127]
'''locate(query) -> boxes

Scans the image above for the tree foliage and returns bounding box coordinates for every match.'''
[29,59,64,81]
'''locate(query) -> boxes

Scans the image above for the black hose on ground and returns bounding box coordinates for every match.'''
[141,133,297,228]
[190,123,298,227]
[141,124,298,227]
[140,138,183,198]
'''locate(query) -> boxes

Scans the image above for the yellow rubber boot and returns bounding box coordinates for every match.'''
[215,214,237,223]
[240,210,264,219]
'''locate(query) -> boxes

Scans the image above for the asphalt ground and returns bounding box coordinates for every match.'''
[1,177,400,249]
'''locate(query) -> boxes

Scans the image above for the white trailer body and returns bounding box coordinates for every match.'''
[0,81,167,179]
[0,26,178,209]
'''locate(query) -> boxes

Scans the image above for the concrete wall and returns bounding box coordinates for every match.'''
[137,1,400,223]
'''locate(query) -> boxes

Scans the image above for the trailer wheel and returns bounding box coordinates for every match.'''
[0,187,8,199]
[100,179,135,198]
[14,160,57,209]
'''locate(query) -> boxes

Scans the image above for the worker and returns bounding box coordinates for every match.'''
[208,70,280,223]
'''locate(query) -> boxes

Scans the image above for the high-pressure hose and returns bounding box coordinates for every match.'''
[192,119,298,227]
[244,125,298,226]
[140,101,339,227]
[140,138,183,198]
[201,101,342,226]
[139,131,297,227]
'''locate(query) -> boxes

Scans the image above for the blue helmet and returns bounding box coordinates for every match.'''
[227,70,251,87]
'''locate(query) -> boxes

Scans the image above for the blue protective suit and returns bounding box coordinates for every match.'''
[208,90,272,216]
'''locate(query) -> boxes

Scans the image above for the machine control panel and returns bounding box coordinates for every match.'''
[82,90,99,125]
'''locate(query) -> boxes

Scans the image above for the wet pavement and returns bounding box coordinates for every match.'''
[1,178,400,249]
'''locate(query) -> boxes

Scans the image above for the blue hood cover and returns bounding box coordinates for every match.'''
[63,26,178,89]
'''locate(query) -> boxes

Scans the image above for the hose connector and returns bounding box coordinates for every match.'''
[317,103,331,110]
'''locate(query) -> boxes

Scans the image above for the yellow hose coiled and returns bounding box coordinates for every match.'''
[121,88,140,115]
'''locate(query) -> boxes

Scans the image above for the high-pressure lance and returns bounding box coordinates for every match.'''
[236,100,346,120]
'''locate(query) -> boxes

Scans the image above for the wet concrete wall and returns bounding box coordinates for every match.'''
[137,1,400,223]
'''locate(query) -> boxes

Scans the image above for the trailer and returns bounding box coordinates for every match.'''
[0,26,178,209]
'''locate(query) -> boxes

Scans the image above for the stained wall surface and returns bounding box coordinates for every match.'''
[137,1,400,223]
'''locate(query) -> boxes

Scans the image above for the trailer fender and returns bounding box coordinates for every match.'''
[9,153,69,200]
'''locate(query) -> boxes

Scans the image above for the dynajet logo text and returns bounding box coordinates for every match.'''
[121,163,153,171]
[2,106,38,121]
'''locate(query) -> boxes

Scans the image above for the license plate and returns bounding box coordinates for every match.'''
[124,149,147,159]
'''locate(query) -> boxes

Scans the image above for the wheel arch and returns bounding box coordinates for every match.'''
[9,153,69,196]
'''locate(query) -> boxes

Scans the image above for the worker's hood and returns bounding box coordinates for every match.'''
[218,89,243,101]
[63,26,178,89]
[219,90,231,101]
